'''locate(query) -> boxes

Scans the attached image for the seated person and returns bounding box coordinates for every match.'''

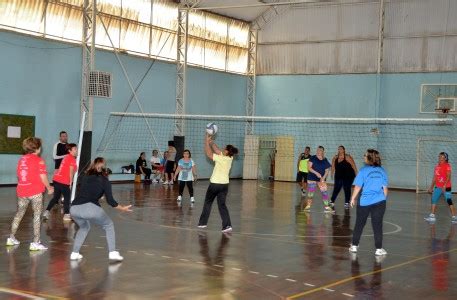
[136,152,152,183]
[150,150,163,183]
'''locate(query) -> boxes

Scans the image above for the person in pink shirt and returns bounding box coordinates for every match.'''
[424,152,456,223]
[43,143,78,222]
[6,137,54,251]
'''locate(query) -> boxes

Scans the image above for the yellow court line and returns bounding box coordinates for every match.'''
[287,248,457,299]
[0,287,69,300]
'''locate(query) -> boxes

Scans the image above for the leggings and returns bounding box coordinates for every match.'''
[178,180,194,197]
[307,181,329,203]
[198,183,231,229]
[352,201,386,249]
[46,181,71,214]
[70,203,116,253]
[331,178,353,204]
[11,193,43,243]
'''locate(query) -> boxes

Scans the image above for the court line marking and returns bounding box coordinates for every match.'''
[286,247,457,299]
[342,293,354,298]
[0,287,67,300]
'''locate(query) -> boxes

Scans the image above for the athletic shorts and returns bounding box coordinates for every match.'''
[431,186,452,205]
[296,171,308,182]
[165,161,175,173]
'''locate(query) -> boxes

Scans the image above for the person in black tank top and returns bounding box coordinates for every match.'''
[331,145,358,209]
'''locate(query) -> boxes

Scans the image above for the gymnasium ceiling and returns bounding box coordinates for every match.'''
[195,0,363,22]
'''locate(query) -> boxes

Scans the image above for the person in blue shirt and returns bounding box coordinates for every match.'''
[305,146,332,212]
[174,149,197,204]
[349,149,388,256]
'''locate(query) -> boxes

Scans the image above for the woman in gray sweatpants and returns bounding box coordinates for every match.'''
[70,157,132,262]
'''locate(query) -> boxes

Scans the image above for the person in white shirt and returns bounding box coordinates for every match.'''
[150,150,163,183]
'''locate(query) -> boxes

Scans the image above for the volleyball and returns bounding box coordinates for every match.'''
[206,122,218,135]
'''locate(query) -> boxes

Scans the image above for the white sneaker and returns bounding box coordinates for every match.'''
[424,213,436,222]
[109,251,124,262]
[169,181,174,185]
[222,226,233,233]
[42,210,50,220]
[190,197,195,203]
[375,248,387,256]
[63,214,72,222]
[177,196,182,201]
[162,181,169,185]
[451,216,457,224]
[348,244,358,253]
[30,242,48,251]
[6,237,20,246]
[70,252,83,260]
[153,179,159,183]
[197,225,207,229]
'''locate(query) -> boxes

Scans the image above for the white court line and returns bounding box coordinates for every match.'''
[0,287,45,300]
[342,293,355,297]
[179,258,189,262]
[286,279,297,282]
[304,283,315,287]
[239,219,402,238]
[128,250,137,253]
[144,252,155,256]
[213,264,224,268]
[249,271,259,274]
[161,255,172,259]
[95,246,104,249]
[323,288,335,292]
[196,261,205,264]
[267,274,278,278]
[231,267,242,271]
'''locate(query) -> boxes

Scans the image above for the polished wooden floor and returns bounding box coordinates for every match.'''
[0,180,456,299]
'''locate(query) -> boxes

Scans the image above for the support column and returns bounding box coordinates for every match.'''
[80,0,96,170]
[246,26,257,135]
[175,0,200,136]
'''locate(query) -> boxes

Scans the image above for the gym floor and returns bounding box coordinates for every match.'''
[0,180,456,299]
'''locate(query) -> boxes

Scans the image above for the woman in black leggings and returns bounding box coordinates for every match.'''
[331,145,357,209]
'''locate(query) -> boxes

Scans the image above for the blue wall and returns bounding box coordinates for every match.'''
[0,31,246,184]
[1,30,456,189]
[256,73,457,189]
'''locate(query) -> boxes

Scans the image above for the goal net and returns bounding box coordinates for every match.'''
[97,112,455,186]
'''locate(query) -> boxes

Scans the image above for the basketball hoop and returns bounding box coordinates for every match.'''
[435,108,450,118]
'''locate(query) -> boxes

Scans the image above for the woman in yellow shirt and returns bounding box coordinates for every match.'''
[198,134,238,233]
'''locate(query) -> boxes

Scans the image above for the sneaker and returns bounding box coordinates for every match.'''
[304,204,311,211]
[190,197,195,203]
[375,248,387,256]
[30,242,48,251]
[6,237,20,246]
[197,225,207,229]
[70,252,83,260]
[451,216,457,224]
[222,226,233,233]
[169,181,174,185]
[348,244,358,253]
[63,214,72,222]
[42,210,50,220]
[324,206,333,213]
[153,179,159,183]
[424,213,436,222]
[344,203,350,209]
[162,181,169,185]
[177,196,182,201]
[301,191,306,197]
[109,251,124,262]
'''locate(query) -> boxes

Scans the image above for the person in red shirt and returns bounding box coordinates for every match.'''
[6,137,54,251]
[424,152,457,223]
[43,143,78,222]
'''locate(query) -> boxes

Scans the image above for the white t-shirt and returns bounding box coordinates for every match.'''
[150,156,161,165]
